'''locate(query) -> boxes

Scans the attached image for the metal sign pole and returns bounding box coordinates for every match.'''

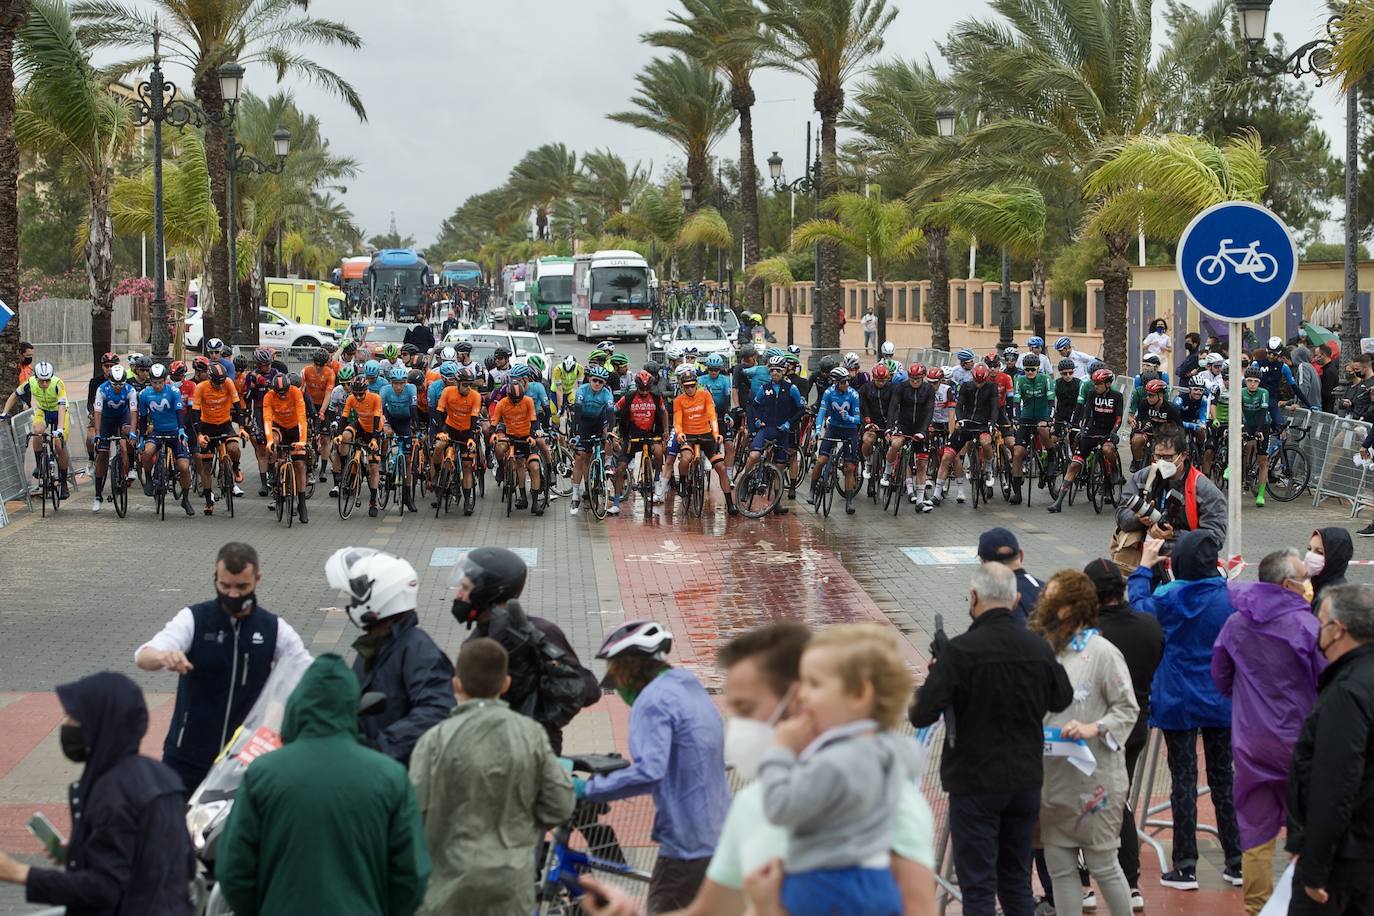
[1227,320,1243,563]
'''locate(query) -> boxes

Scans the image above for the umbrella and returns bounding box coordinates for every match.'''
[1300,321,1339,360]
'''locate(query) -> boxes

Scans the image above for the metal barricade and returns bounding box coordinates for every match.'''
[1130,728,1218,874]
[1312,410,1374,516]
[0,408,35,523]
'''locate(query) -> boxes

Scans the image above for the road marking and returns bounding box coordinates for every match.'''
[624,540,702,565]
[900,546,980,566]
[429,547,538,567]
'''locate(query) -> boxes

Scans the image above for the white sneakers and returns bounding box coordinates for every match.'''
[654,478,667,503]
[569,500,580,516]
[91,497,102,513]
[232,484,245,497]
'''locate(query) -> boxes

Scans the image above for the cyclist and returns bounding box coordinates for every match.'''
[90,363,136,512]
[1009,356,1054,505]
[334,374,385,517]
[1253,336,1311,425]
[1198,353,1227,400]
[362,358,387,396]
[134,364,195,516]
[672,364,737,515]
[884,363,936,508]
[950,348,977,387]
[1048,367,1123,513]
[486,346,513,395]
[170,359,196,403]
[189,363,247,514]
[1001,346,1022,379]
[1128,378,1181,470]
[239,348,282,498]
[127,353,153,392]
[1,360,71,500]
[1051,357,1081,448]
[938,364,999,503]
[568,365,616,516]
[608,352,633,398]
[807,354,839,407]
[489,373,545,515]
[1055,336,1094,380]
[811,365,862,514]
[204,338,234,379]
[231,351,250,379]
[380,366,420,514]
[378,343,401,373]
[927,366,958,505]
[260,374,311,523]
[552,355,583,415]
[613,370,669,506]
[740,356,802,512]
[1176,376,1211,472]
[302,349,336,415]
[85,351,119,461]
[1240,366,1273,507]
[517,361,557,481]
[407,368,430,449]
[432,366,484,516]
[1024,336,1052,373]
[842,352,869,391]
[858,363,896,482]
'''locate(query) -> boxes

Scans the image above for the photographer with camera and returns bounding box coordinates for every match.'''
[1115,424,1225,555]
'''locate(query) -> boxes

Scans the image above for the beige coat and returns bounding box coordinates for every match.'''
[1041,631,1140,850]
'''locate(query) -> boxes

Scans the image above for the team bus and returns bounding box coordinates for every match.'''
[571,249,651,340]
[441,259,482,289]
[512,256,573,332]
[368,248,430,321]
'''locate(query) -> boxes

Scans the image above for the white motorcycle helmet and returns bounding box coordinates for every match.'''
[325,547,418,628]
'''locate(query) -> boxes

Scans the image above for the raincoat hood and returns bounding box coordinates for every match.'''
[1230,580,1313,631]
[282,654,360,743]
[1172,530,1221,581]
[55,672,147,805]
[1313,527,1353,595]
[1294,346,1314,366]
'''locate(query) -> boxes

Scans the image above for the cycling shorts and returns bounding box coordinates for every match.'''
[500,434,534,459]
[574,433,606,455]
[681,433,719,461]
[622,434,661,457]
[750,427,791,460]
[948,426,991,452]
[197,421,236,453]
[346,427,382,452]
[1243,425,1270,450]
[272,425,306,453]
[386,415,413,440]
[1015,421,1050,448]
[37,409,70,439]
[819,427,859,461]
[146,434,190,461]
[1073,432,1112,462]
[98,413,131,442]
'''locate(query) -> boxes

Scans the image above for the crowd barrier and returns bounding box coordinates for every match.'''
[0,400,94,526]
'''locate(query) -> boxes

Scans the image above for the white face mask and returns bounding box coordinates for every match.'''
[1305,551,1326,578]
[723,688,793,781]
[1154,459,1178,480]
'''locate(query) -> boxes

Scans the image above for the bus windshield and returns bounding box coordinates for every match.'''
[590,266,648,306]
[537,275,573,304]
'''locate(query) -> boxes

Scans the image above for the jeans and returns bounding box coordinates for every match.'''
[1045,845,1132,916]
[949,788,1041,916]
[1162,727,1242,869]
[864,329,876,352]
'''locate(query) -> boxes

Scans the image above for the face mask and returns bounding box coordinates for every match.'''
[60,723,88,763]
[1305,551,1326,578]
[1154,459,1178,480]
[1318,621,1340,658]
[21,355,32,365]
[723,687,793,780]
[450,596,477,629]
[217,588,256,619]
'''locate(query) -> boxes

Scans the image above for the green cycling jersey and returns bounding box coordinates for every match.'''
[1012,373,1053,421]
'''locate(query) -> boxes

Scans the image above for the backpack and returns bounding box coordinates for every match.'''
[529,627,600,729]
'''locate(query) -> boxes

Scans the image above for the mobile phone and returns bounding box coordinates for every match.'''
[27,812,65,865]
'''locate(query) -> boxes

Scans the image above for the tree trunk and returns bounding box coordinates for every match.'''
[86,174,114,373]
[734,83,762,314]
[875,274,887,348]
[1101,230,1132,373]
[925,224,950,352]
[535,207,548,241]
[816,87,843,350]
[194,70,227,347]
[0,2,24,396]
[1030,255,1046,340]
[687,154,706,283]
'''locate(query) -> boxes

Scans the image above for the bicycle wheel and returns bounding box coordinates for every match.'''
[153,452,167,520]
[1268,446,1310,502]
[339,458,361,520]
[434,464,451,518]
[589,460,608,520]
[689,462,706,518]
[303,445,317,500]
[111,448,129,518]
[884,461,902,516]
[218,453,235,518]
[550,439,573,497]
[997,446,1014,502]
[376,455,393,511]
[283,463,298,528]
[1044,447,1062,501]
[1089,455,1105,514]
[394,451,408,516]
[970,455,983,509]
[819,464,834,517]
[738,462,783,518]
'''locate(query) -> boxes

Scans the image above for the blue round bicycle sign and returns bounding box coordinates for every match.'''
[1176,201,1298,322]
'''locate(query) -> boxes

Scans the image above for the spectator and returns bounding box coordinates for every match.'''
[17,340,33,384]
[1142,319,1172,363]
[1339,354,1374,421]
[1083,558,1164,910]
[1128,531,1243,890]
[1315,344,1339,414]
[325,548,456,765]
[405,321,435,356]
[910,563,1073,916]
[978,527,1041,625]
[1214,548,1327,916]
[1116,424,1226,551]
[0,672,195,915]
[410,638,574,916]
[1177,333,1202,381]
[583,621,730,912]
[758,623,918,915]
[1033,571,1140,916]
[217,654,430,916]
[1292,346,1322,411]
[1310,527,1354,596]
[1286,583,1374,914]
[862,307,877,354]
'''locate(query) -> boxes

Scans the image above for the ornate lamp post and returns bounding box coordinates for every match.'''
[768,123,823,351]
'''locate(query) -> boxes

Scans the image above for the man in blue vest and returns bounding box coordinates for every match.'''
[135,542,310,794]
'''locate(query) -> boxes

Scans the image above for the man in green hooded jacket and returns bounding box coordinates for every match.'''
[217,653,430,916]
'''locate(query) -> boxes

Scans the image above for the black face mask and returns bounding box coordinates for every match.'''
[217,588,256,619]
[451,596,476,629]
[21,355,32,365]
[60,723,88,763]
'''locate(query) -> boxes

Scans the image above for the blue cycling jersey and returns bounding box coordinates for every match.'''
[94,380,135,420]
[697,372,732,418]
[427,379,448,414]
[753,380,804,429]
[526,380,550,415]
[744,364,771,400]
[572,383,615,426]
[380,383,417,419]
[138,385,185,435]
[1175,393,1209,426]
[816,386,861,433]
[367,376,388,396]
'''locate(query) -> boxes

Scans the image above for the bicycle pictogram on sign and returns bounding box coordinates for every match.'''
[1194,239,1279,286]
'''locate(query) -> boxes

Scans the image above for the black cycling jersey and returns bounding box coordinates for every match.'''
[891,381,936,436]
[1134,397,1181,429]
[1080,388,1124,435]
[859,381,896,428]
[956,380,1000,428]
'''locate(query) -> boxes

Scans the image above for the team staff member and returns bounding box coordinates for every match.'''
[135,542,310,793]
[433,366,484,516]
[137,364,196,517]
[262,374,311,523]
[189,363,246,515]
[333,375,385,517]
[673,364,737,516]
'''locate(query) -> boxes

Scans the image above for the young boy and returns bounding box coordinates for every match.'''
[408,638,575,916]
[758,623,919,916]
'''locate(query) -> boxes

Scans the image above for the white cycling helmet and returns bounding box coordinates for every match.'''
[1267,336,1284,351]
[325,547,419,629]
[596,620,673,662]
[109,364,128,382]
[880,341,896,357]
[1205,353,1225,367]
[441,345,458,362]
[675,363,698,381]
[563,355,577,372]
[33,360,54,380]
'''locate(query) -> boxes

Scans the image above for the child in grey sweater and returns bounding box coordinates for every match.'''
[758,623,919,916]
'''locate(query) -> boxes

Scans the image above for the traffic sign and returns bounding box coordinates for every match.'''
[549,305,558,320]
[1176,201,1298,322]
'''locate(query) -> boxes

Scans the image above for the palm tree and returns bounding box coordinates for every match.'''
[73,0,365,345]
[16,0,133,371]
[509,143,578,241]
[606,180,687,280]
[920,186,1048,337]
[578,148,649,217]
[1333,3,1374,91]
[645,0,768,312]
[792,192,923,345]
[748,255,795,343]
[0,0,27,395]
[760,0,896,348]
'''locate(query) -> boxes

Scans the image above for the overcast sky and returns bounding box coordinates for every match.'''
[132,0,1349,249]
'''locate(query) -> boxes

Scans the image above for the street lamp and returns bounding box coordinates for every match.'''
[935,107,957,139]
[769,124,824,351]
[1239,5,1358,359]
[680,184,693,204]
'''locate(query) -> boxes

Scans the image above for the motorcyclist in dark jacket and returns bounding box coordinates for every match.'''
[0,672,195,916]
[326,547,456,764]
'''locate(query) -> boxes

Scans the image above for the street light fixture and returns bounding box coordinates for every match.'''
[769,123,824,350]
[680,184,693,204]
[935,107,957,139]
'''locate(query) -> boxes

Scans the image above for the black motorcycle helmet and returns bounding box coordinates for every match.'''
[448,546,528,627]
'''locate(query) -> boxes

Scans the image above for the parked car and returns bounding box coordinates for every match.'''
[184,305,339,351]
[509,330,555,365]
[350,320,411,350]
[441,328,552,369]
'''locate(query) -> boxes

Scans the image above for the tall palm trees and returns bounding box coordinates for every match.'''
[646,0,767,311]
[0,0,25,395]
[73,0,365,344]
[17,0,132,371]
[760,0,896,348]
[509,143,578,241]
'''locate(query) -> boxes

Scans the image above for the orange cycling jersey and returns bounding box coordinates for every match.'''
[674,387,719,438]
[301,365,335,407]
[343,391,384,433]
[263,387,308,436]
[192,379,243,426]
[438,386,483,432]
[491,395,537,438]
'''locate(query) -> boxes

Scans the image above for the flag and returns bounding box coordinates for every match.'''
[0,299,11,334]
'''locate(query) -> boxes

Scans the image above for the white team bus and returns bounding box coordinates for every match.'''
[571,249,652,340]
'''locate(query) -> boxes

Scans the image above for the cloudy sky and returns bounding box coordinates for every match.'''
[139,0,1349,249]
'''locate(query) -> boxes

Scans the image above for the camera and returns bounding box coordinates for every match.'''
[1123,493,1164,525]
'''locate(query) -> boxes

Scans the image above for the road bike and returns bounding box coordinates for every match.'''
[676,440,710,519]
[147,434,183,521]
[881,434,923,515]
[1267,423,1311,501]
[811,437,860,518]
[619,437,662,518]
[270,441,299,527]
[736,438,788,518]
[378,434,411,516]
[203,433,240,518]
[336,435,369,520]
[100,433,130,518]
[548,432,574,498]
[584,437,611,520]
[1195,238,1279,286]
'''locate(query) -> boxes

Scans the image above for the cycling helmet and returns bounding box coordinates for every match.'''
[326,547,419,628]
[232,353,249,372]
[956,348,975,362]
[131,354,152,369]
[880,341,896,357]
[206,337,225,353]
[881,358,901,375]
[509,364,533,380]
[388,366,408,382]
[785,353,802,369]
[209,363,228,384]
[983,353,1000,368]
[738,344,757,360]
[871,363,890,381]
[1205,353,1225,367]
[149,363,167,380]
[364,359,381,377]
[271,373,290,395]
[1267,336,1284,352]
[665,346,683,362]
[439,361,458,379]
[407,369,425,387]
[1088,359,1107,374]
[1027,336,1045,349]
[447,546,528,625]
[1244,365,1262,379]
[1142,353,1162,366]
[312,349,328,366]
[400,343,419,356]
[31,360,54,381]
[1188,374,1206,390]
[493,347,512,360]
[527,354,546,373]
[1003,346,1019,357]
[705,353,725,369]
[675,364,698,381]
[1057,358,1075,371]
[169,360,187,380]
[562,355,577,371]
[842,350,859,364]
[587,364,610,380]
[341,339,357,355]
[108,364,127,383]
[1021,357,1041,371]
[101,351,119,366]
[610,352,630,367]
[381,344,399,360]
[787,344,802,356]
[321,340,338,354]
[1144,378,1166,394]
[842,354,861,370]
[337,364,356,382]
[457,366,477,382]
[818,354,840,373]
[190,356,210,373]
[596,620,673,662]
[597,340,617,354]
[441,345,458,362]
[635,370,653,390]
[829,366,849,382]
[768,355,788,370]
[1055,336,1073,351]
[972,364,990,382]
[350,376,367,394]
[253,347,272,365]
[927,366,945,382]
[1091,368,1115,384]
[908,363,927,379]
